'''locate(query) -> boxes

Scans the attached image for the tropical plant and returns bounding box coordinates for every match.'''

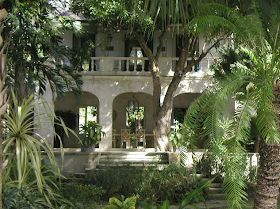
[61,183,104,208]
[168,120,183,151]
[72,0,248,151]
[80,121,104,147]
[141,178,213,209]
[103,195,137,209]
[182,1,280,208]
[3,94,76,208]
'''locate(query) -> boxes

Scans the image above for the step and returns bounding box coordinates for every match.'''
[98,162,168,167]
[99,158,168,163]
[99,158,168,162]
[100,154,168,158]
[99,151,167,155]
[207,193,226,201]
[207,187,224,193]
[209,182,223,188]
[98,160,168,164]
[189,200,228,209]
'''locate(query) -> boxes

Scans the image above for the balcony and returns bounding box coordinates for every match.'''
[80,57,217,77]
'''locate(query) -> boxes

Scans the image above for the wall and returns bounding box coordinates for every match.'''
[39,74,212,150]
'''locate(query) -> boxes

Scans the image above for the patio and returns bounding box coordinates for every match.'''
[112,129,156,149]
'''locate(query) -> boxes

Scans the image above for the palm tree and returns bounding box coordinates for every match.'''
[183,1,280,208]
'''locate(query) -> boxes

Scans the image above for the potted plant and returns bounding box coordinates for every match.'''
[80,121,104,152]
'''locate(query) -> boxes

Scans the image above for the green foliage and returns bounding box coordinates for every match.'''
[182,8,280,205]
[80,121,104,146]
[3,182,72,209]
[103,196,137,209]
[4,0,82,98]
[4,94,59,193]
[61,183,104,208]
[87,165,204,204]
[141,178,213,209]
[3,184,47,209]
[126,106,144,133]
[3,94,77,208]
[168,121,183,151]
[72,0,246,41]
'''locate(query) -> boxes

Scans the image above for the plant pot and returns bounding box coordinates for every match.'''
[131,141,137,148]
[81,145,96,152]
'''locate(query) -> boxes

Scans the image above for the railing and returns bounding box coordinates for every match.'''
[80,56,217,76]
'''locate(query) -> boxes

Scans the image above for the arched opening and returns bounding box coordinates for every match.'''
[173,93,203,147]
[112,92,154,148]
[54,92,99,148]
[173,93,201,123]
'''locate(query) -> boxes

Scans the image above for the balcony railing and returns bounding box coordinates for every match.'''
[80,56,217,76]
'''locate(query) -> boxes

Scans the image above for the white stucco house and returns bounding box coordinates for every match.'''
[37,23,223,152]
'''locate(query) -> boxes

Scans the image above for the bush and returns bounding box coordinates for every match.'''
[3,185,46,209]
[86,164,203,204]
[61,183,104,208]
[103,196,137,209]
[3,183,72,209]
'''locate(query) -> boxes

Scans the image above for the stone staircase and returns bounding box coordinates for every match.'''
[189,174,228,209]
[93,151,169,169]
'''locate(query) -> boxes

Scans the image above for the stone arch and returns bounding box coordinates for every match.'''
[54,91,100,148]
[112,92,153,147]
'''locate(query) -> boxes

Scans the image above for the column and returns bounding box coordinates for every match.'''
[98,96,114,151]
[34,83,55,147]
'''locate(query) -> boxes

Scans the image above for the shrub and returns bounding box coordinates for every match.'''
[87,164,203,204]
[3,185,46,209]
[61,183,104,208]
[103,195,137,209]
[3,182,73,209]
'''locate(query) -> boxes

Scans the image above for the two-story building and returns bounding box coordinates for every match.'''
[36,24,219,152]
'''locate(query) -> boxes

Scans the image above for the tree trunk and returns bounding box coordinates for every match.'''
[14,65,28,103]
[153,70,183,151]
[154,104,173,151]
[0,54,7,209]
[253,141,280,209]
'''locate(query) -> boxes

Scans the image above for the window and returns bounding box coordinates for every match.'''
[79,106,97,133]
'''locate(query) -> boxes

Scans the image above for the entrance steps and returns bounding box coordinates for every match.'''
[86,151,170,170]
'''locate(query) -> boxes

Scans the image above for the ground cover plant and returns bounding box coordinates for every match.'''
[86,164,207,204]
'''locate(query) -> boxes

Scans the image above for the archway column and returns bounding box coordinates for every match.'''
[98,95,114,151]
[34,83,55,147]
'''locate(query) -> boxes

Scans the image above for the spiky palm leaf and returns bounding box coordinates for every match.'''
[2,93,77,208]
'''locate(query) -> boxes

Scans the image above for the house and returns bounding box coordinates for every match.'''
[32,3,237,174]
[36,26,220,150]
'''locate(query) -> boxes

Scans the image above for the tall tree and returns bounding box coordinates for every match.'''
[183,0,280,208]
[72,0,247,151]
[0,3,8,209]
[3,0,82,102]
